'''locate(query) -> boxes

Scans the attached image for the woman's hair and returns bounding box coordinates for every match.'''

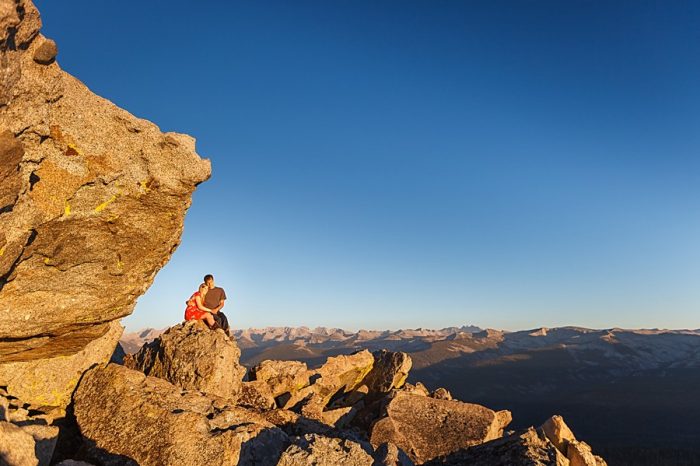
[199,283,208,292]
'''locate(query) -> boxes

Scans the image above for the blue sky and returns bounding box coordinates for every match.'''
[37,1,699,331]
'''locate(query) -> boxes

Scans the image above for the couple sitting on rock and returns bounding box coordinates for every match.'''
[184,274,230,332]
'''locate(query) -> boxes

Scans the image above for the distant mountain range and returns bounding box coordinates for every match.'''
[120,325,700,465]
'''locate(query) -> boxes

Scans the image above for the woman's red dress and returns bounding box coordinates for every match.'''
[184,291,208,321]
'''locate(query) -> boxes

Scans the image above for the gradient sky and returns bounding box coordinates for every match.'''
[36,1,699,332]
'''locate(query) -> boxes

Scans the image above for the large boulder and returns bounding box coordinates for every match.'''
[423,427,569,466]
[0,0,209,367]
[277,434,375,466]
[124,321,245,401]
[362,350,412,393]
[369,392,512,464]
[73,363,289,466]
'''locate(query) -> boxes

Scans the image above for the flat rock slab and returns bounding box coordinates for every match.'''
[0,321,122,408]
[370,392,512,464]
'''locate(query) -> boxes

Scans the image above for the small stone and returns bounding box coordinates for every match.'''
[431,387,452,400]
[33,38,58,64]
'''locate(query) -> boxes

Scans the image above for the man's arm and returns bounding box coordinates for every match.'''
[214,288,227,313]
[214,299,225,313]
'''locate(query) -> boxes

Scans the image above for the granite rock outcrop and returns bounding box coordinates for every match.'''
[0,0,209,377]
[124,320,246,401]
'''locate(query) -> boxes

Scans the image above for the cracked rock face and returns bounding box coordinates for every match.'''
[0,0,210,371]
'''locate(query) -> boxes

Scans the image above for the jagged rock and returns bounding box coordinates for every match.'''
[423,427,569,466]
[400,382,430,396]
[0,421,38,466]
[568,441,605,466]
[239,380,277,410]
[249,359,313,400]
[373,442,415,466]
[430,387,452,400]
[124,321,245,400]
[32,37,57,64]
[73,363,289,466]
[0,0,210,367]
[289,350,375,414]
[277,433,374,466]
[540,415,576,452]
[314,350,375,402]
[539,416,606,466]
[362,350,412,393]
[369,392,512,464]
[0,321,122,408]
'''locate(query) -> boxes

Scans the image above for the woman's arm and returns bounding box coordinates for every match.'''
[195,295,213,313]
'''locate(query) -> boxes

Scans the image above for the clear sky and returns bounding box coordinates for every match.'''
[37,1,699,332]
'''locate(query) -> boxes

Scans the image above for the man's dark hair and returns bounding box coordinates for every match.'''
[204,274,214,283]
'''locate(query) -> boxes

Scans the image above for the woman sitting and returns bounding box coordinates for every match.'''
[184,283,218,329]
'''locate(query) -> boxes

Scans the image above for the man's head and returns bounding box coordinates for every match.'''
[204,274,214,288]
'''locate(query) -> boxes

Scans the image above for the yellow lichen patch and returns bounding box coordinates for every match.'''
[64,200,71,216]
[106,214,120,223]
[43,257,51,265]
[0,246,5,257]
[95,195,117,213]
[139,179,151,194]
[30,160,85,218]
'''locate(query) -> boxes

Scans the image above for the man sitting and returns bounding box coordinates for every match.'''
[203,274,230,333]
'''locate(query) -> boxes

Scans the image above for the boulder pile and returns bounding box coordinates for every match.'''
[59,321,605,465]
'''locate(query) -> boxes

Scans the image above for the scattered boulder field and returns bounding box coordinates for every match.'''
[71,321,607,465]
[0,1,607,464]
